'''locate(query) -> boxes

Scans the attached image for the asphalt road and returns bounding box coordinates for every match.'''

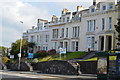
[0,71,97,80]
[1,75,97,80]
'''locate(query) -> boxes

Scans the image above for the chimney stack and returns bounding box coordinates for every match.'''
[52,15,57,22]
[93,0,96,5]
[62,9,68,15]
[77,6,84,11]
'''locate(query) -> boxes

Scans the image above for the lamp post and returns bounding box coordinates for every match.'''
[18,21,23,70]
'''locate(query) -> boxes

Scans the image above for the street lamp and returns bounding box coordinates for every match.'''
[18,21,23,70]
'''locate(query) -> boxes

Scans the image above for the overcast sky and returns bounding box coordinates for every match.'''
[0,0,117,47]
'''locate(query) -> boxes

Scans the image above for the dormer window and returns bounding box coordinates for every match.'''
[63,18,65,22]
[38,27,39,30]
[55,19,58,23]
[102,5,106,10]
[67,17,69,22]
[109,4,113,9]
[91,8,95,12]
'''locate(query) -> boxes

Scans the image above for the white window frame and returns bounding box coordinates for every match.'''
[102,5,106,11]
[31,36,34,42]
[66,28,68,37]
[46,35,49,42]
[108,17,112,30]
[87,20,95,32]
[61,28,64,38]
[67,17,69,22]
[53,29,58,38]
[102,18,105,30]
[54,42,57,49]
[72,26,79,37]
[87,36,95,49]
[37,35,39,42]
[109,3,113,9]
[63,18,65,22]
[72,41,79,51]
[91,8,95,12]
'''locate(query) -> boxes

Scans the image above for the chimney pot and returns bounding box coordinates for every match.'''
[93,0,96,5]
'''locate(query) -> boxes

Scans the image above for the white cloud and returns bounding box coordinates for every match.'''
[2,26,21,47]
[0,0,92,47]
[0,1,50,47]
[2,0,115,47]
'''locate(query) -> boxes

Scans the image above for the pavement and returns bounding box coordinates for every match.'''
[0,70,97,80]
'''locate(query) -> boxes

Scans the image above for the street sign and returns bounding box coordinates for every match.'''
[18,53,21,58]
[109,56,116,75]
[59,48,66,54]
[116,56,120,76]
[10,55,14,59]
[115,51,120,54]
[8,53,10,56]
[28,53,34,58]
[97,57,107,74]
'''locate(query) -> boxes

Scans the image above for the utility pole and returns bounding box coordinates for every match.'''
[18,21,23,70]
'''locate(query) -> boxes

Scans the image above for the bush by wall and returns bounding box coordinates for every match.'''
[47,49,56,55]
[2,57,10,64]
[34,50,47,58]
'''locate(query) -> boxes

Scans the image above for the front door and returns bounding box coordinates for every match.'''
[107,36,112,50]
[100,36,104,51]
[65,42,68,51]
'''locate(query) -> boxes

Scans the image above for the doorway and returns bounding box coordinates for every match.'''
[64,42,68,51]
[107,36,112,50]
[100,36,104,51]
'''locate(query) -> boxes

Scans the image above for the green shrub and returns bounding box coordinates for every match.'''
[34,50,47,58]
[47,49,56,55]
[2,57,10,64]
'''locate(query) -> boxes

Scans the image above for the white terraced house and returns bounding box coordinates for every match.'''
[23,0,120,53]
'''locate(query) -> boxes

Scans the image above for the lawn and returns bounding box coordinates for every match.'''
[80,56,117,61]
[65,51,87,60]
[38,51,87,62]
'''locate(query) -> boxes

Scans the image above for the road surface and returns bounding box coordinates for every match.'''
[0,71,97,80]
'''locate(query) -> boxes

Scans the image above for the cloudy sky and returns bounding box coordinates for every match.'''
[0,0,117,47]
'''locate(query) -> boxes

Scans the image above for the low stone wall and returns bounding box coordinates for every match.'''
[78,61,97,74]
[0,61,6,70]
[32,60,77,75]
[10,61,30,71]
[32,60,97,75]
[5,62,13,69]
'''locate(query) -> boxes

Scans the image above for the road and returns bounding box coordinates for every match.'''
[0,71,97,80]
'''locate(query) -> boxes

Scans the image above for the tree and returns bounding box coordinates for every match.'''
[115,18,120,50]
[10,39,28,58]
[27,42,35,48]
[27,42,35,53]
[0,46,8,57]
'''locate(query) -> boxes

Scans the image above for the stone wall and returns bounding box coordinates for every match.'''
[32,60,77,75]
[10,61,30,71]
[0,61,6,70]
[78,61,97,74]
[32,60,97,75]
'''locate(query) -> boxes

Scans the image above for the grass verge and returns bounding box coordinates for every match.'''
[39,51,87,62]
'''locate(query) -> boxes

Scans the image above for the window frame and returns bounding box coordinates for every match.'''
[108,17,112,29]
[91,8,95,12]
[102,18,105,30]
[67,17,70,22]
[87,36,94,49]
[109,3,113,9]
[102,5,106,11]
[66,28,68,37]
